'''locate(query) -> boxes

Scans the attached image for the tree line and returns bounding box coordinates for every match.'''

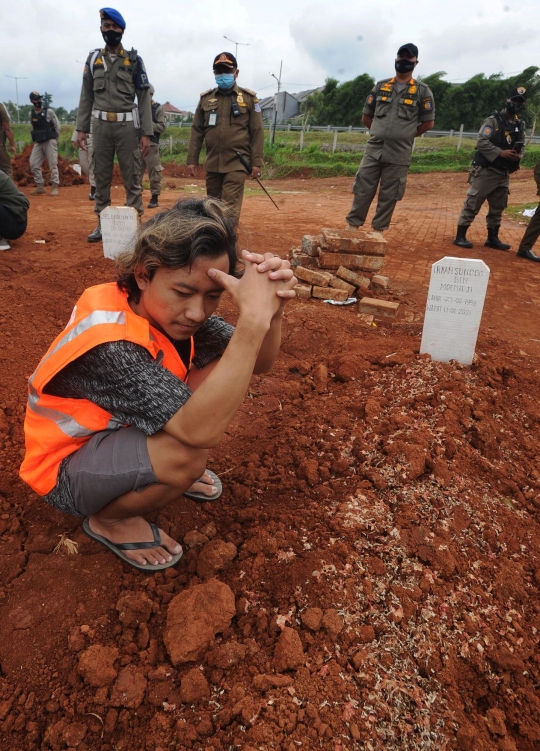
[303,66,540,132]
[2,95,78,125]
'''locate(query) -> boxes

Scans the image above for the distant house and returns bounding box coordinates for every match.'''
[162,101,193,122]
[259,88,323,124]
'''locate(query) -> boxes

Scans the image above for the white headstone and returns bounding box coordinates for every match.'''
[420,257,490,366]
[101,206,139,260]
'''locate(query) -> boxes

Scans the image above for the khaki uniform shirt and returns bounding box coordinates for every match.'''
[152,101,167,137]
[75,47,153,136]
[187,83,264,173]
[363,77,435,165]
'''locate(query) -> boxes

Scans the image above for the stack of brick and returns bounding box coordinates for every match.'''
[290,228,396,317]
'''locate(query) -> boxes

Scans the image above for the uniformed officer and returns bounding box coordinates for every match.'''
[75,7,153,242]
[187,52,264,227]
[0,103,17,179]
[453,87,527,251]
[136,84,166,208]
[346,44,435,232]
[28,92,61,196]
[71,127,96,200]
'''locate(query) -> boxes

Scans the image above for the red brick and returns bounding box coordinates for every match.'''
[301,235,322,257]
[327,275,355,296]
[294,266,332,287]
[371,274,389,290]
[358,297,399,318]
[294,284,312,300]
[321,228,387,255]
[336,266,371,289]
[318,252,384,272]
[289,249,319,269]
[312,286,349,301]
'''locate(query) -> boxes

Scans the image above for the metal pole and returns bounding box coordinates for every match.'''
[5,75,27,124]
[300,130,304,151]
[457,123,464,151]
[169,135,173,154]
[270,61,282,145]
[222,36,250,61]
[332,129,338,153]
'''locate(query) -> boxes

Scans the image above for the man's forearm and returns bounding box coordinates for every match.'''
[416,120,434,136]
[164,318,270,447]
[254,314,282,373]
[4,125,15,148]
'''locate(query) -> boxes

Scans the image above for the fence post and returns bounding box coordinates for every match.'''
[411,137,416,153]
[300,130,304,152]
[332,129,338,153]
[287,123,291,131]
[457,124,464,151]
[307,124,311,132]
[450,129,453,138]
[348,125,352,133]
[169,135,173,154]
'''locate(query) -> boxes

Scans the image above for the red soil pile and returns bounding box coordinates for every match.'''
[13,144,85,188]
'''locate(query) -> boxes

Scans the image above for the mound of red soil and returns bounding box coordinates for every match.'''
[13,144,85,188]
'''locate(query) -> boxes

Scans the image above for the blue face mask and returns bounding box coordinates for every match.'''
[215,74,235,90]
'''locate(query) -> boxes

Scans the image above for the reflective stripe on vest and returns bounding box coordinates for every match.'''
[20,283,191,496]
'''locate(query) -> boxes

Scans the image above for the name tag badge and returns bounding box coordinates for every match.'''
[208,112,217,126]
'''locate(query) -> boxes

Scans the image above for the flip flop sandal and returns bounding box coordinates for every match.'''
[82,517,183,572]
[184,469,223,503]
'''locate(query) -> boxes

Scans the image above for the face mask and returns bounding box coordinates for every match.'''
[395,59,415,74]
[506,99,525,114]
[33,101,43,109]
[102,29,123,47]
[215,74,235,90]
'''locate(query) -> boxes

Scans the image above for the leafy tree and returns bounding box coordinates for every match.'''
[302,74,375,127]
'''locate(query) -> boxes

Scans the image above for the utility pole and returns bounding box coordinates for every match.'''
[5,75,27,124]
[270,61,283,145]
[222,36,250,60]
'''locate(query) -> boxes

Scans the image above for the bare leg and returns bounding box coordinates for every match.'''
[88,431,208,567]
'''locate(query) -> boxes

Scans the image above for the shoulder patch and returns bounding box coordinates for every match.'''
[422,97,433,112]
[366,93,375,106]
[239,87,256,97]
[482,125,493,137]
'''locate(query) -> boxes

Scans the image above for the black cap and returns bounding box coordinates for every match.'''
[29,91,42,101]
[213,52,237,71]
[508,86,528,101]
[397,43,418,58]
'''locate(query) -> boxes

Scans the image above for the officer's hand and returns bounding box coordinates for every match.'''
[139,136,150,159]
[187,165,197,178]
[500,149,520,162]
[77,131,88,151]
[250,167,262,179]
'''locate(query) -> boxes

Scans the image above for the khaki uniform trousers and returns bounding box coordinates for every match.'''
[0,140,12,179]
[136,143,163,195]
[518,202,540,252]
[346,153,409,232]
[92,117,143,217]
[29,139,59,186]
[206,170,246,227]
[457,166,509,229]
[78,134,95,188]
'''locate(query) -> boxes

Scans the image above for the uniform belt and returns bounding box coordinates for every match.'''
[92,109,134,123]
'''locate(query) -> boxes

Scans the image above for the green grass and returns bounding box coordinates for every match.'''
[11,124,540,179]
[505,202,538,221]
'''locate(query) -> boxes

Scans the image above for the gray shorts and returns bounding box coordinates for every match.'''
[67,427,159,517]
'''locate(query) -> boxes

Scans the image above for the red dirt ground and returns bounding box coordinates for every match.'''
[0,170,539,751]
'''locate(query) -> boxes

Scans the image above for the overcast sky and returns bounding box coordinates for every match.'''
[1,0,539,113]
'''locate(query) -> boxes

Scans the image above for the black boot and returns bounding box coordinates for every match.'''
[148,194,159,208]
[516,247,540,262]
[453,225,473,249]
[89,186,96,201]
[87,223,102,243]
[484,226,510,251]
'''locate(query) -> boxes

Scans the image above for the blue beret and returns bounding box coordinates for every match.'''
[100,8,126,29]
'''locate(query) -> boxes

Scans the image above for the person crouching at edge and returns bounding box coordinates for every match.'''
[20,197,296,571]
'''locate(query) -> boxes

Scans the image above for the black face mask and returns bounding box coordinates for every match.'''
[102,29,123,47]
[33,101,43,109]
[395,59,415,74]
[506,99,525,114]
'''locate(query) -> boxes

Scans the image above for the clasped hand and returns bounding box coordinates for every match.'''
[208,250,297,325]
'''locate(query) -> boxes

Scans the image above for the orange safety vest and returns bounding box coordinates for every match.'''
[20,282,193,496]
